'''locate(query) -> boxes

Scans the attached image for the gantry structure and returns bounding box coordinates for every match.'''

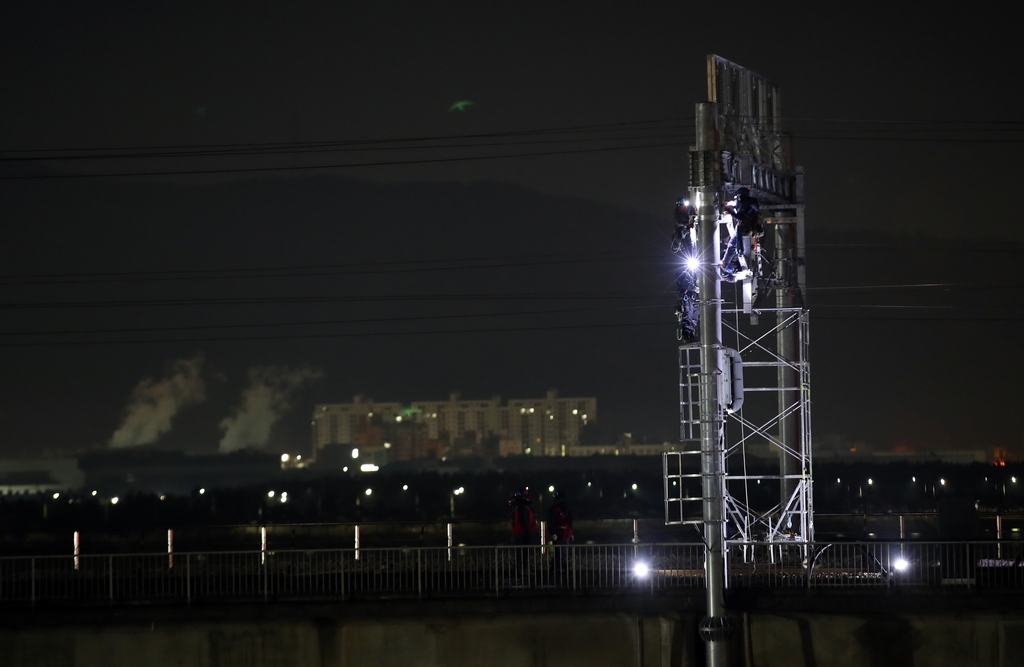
[664,56,813,548]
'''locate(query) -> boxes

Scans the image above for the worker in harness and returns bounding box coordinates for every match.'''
[671,197,699,342]
[720,187,762,282]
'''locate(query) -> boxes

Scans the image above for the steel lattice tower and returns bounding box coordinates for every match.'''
[664,56,813,548]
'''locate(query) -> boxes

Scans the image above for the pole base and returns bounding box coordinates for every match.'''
[698,616,732,643]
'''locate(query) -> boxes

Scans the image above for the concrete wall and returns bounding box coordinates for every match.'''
[4,607,1024,667]
[0,612,692,667]
[745,612,1022,667]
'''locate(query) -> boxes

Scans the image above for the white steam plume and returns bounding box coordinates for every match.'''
[218,365,323,453]
[109,356,206,448]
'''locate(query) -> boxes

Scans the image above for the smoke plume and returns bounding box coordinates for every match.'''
[218,365,322,453]
[109,356,206,448]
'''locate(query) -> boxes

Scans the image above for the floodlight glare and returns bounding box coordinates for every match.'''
[633,562,650,578]
[893,558,909,572]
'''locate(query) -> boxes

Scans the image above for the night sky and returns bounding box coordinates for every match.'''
[1,2,1021,459]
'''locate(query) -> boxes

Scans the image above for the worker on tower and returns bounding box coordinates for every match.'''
[671,197,699,342]
[720,187,762,281]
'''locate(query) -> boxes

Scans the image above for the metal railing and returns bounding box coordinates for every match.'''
[4,541,1024,608]
[726,541,1024,590]
[0,543,704,608]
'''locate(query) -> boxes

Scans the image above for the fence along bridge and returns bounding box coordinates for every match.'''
[2,540,1023,608]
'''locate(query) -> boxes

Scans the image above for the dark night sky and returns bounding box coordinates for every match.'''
[0,2,1021,459]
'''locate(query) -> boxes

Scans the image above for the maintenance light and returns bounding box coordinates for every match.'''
[633,562,650,578]
[893,558,909,572]
[686,256,699,271]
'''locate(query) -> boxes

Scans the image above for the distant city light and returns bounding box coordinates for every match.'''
[343,466,349,472]
[280,453,290,463]
[633,562,650,578]
[1014,477,1018,483]
[867,479,873,485]
[524,448,532,454]
[52,493,59,500]
[365,488,373,496]
[383,442,391,449]
[582,414,588,420]
[912,477,916,482]
[893,558,909,572]
[91,490,97,497]
[110,497,119,505]
[837,478,841,483]
[360,464,379,472]
[631,483,638,491]
[268,490,275,498]
[587,482,592,487]
[940,479,946,486]
[296,455,301,461]
[529,408,535,414]
[572,409,578,415]
[396,415,402,423]
[199,488,205,495]
[402,485,409,491]
[159,495,166,501]
[548,485,555,492]
[351,448,359,459]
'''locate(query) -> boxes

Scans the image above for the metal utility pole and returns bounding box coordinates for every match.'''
[775,222,801,524]
[693,101,729,667]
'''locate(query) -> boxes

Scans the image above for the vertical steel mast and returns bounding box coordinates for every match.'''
[693,102,729,665]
